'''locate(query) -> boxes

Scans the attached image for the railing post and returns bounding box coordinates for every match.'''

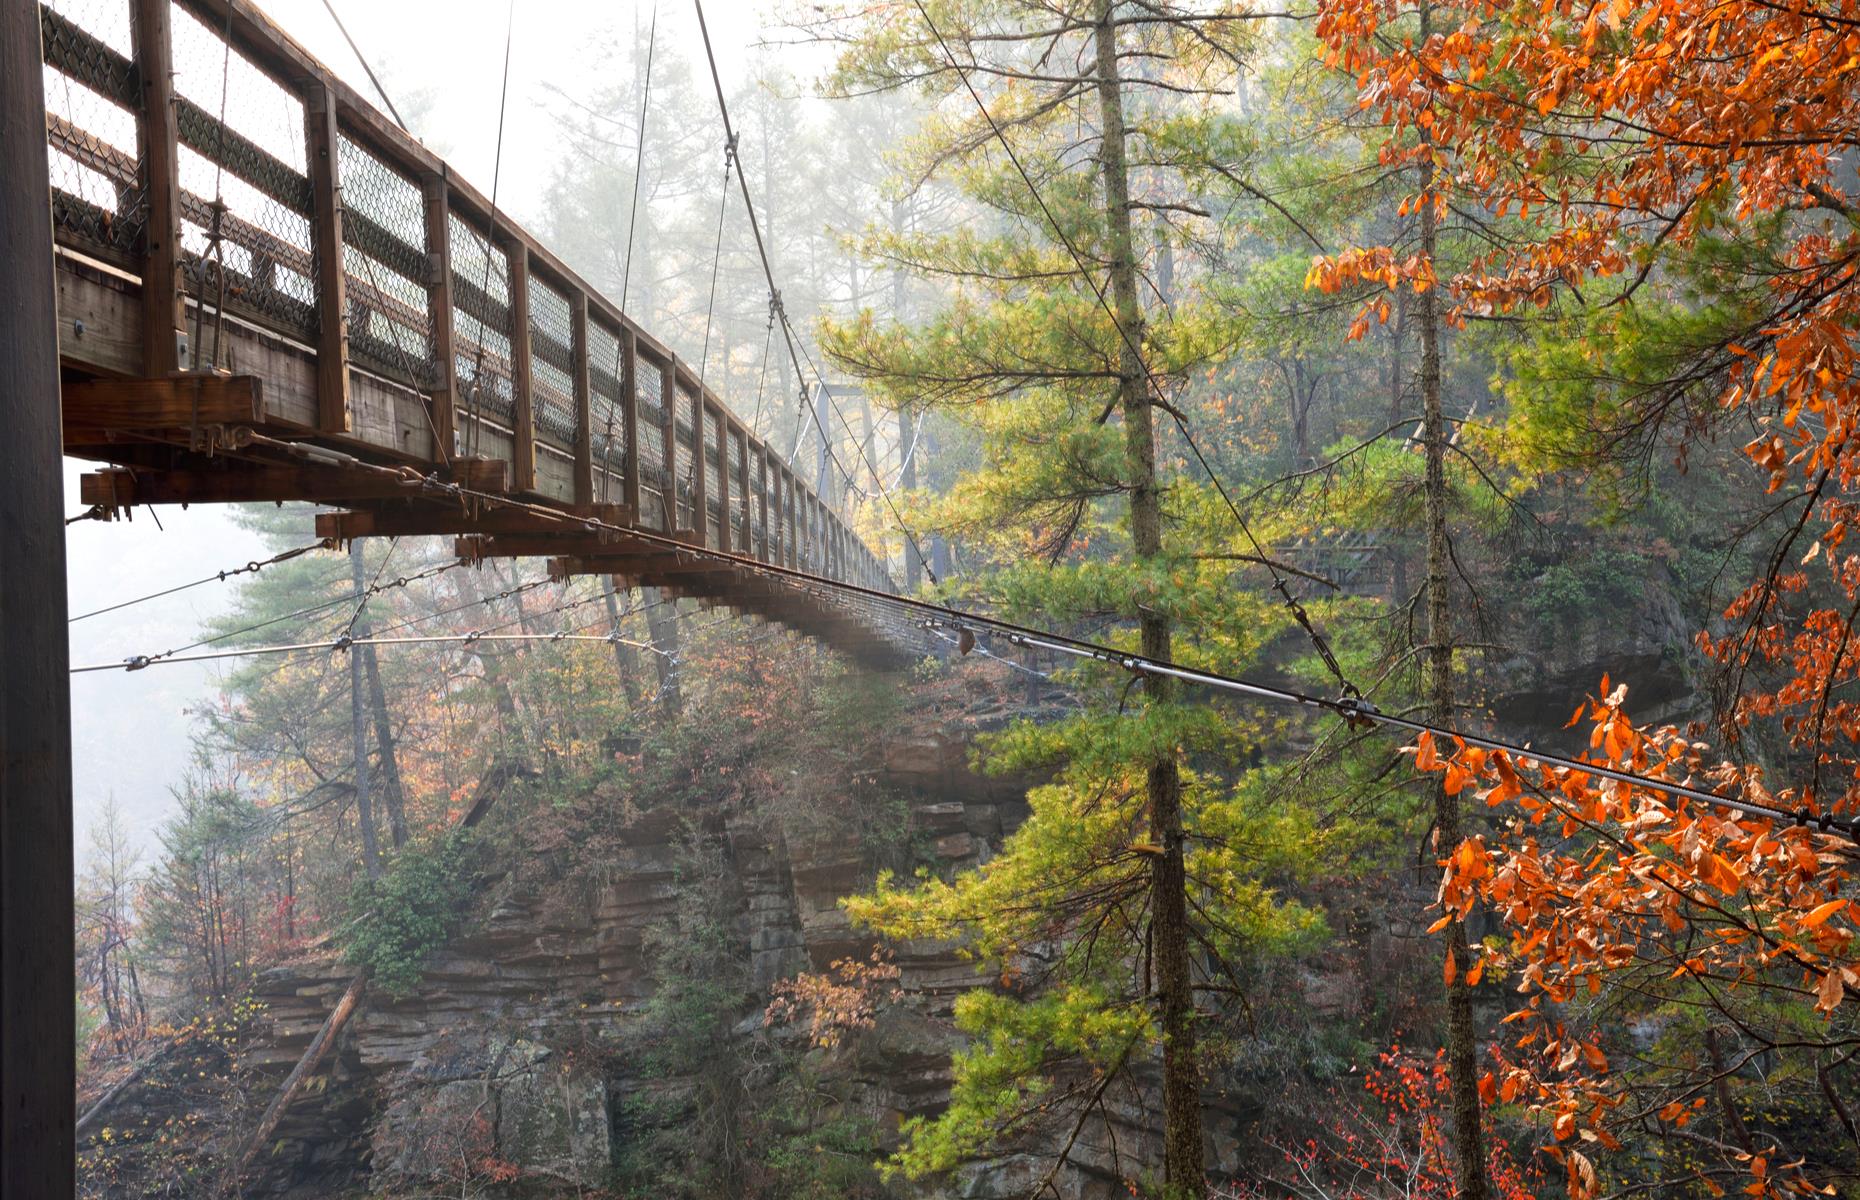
[690,388,708,545]
[659,357,676,531]
[736,427,750,557]
[570,290,592,506]
[132,0,183,376]
[505,240,535,492]
[715,410,730,554]
[421,173,456,457]
[304,83,349,431]
[621,329,640,515]
[785,468,799,570]
[757,448,770,561]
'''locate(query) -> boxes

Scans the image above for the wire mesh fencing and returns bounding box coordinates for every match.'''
[674,380,698,530]
[338,129,435,388]
[41,0,143,267]
[636,351,667,529]
[171,4,317,351]
[589,320,628,501]
[450,212,515,431]
[528,276,576,449]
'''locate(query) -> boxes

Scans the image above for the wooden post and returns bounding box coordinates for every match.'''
[570,290,592,506]
[757,449,770,561]
[767,454,780,562]
[2,0,74,1189]
[715,411,731,554]
[421,172,456,457]
[620,329,640,515]
[506,240,535,492]
[132,0,182,375]
[788,470,800,570]
[304,83,349,432]
[659,357,676,530]
[736,427,750,557]
[689,387,708,545]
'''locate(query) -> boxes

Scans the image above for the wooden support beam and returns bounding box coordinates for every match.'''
[83,463,458,507]
[714,409,729,554]
[61,375,263,438]
[304,82,349,432]
[621,329,640,515]
[316,501,629,541]
[659,355,676,528]
[506,242,536,492]
[132,0,182,375]
[421,171,457,456]
[757,449,770,562]
[570,290,593,506]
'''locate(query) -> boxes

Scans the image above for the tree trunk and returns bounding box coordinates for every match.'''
[358,628,405,848]
[643,586,682,719]
[602,576,645,706]
[1416,35,1491,1196]
[347,542,381,880]
[1093,6,1204,1191]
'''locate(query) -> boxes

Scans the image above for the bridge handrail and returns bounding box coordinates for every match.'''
[40,0,894,596]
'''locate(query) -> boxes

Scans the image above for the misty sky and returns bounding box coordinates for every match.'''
[64,0,833,859]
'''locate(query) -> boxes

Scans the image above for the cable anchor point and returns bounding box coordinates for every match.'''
[1335,691,1380,730]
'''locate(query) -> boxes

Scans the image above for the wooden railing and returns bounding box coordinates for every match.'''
[41,0,894,598]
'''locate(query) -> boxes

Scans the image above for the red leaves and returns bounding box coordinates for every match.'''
[1407,681,1857,1192]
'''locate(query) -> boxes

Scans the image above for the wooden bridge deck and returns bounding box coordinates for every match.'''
[42,0,919,667]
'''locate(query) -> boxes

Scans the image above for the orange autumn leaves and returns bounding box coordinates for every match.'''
[1409,685,1857,1196]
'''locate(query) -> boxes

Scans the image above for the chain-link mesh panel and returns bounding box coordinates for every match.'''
[767,468,783,560]
[674,381,697,529]
[450,212,515,427]
[338,129,434,387]
[729,427,747,540]
[636,353,666,529]
[528,277,575,448]
[705,408,723,546]
[589,320,627,496]
[42,0,142,265]
[171,6,316,342]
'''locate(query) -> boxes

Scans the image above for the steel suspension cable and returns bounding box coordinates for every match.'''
[689,0,937,585]
[601,2,659,505]
[69,540,331,622]
[906,0,1358,695]
[76,443,1857,840]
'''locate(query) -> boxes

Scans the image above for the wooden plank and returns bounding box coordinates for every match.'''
[507,242,535,492]
[570,290,593,506]
[422,172,457,457]
[304,83,349,432]
[132,0,182,375]
[83,464,443,506]
[61,375,263,436]
[621,329,640,515]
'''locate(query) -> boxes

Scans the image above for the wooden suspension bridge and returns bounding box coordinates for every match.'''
[7,0,938,1188]
[39,0,921,668]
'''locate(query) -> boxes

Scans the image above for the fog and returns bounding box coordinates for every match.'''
[64,0,857,857]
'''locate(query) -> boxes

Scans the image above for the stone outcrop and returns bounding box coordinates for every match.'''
[215,724,1036,1198]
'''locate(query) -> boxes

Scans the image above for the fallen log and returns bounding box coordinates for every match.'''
[215,757,526,1194]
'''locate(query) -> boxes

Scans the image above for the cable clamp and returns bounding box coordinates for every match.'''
[1335,692,1380,729]
[464,630,483,644]
[332,634,354,652]
[124,655,151,672]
